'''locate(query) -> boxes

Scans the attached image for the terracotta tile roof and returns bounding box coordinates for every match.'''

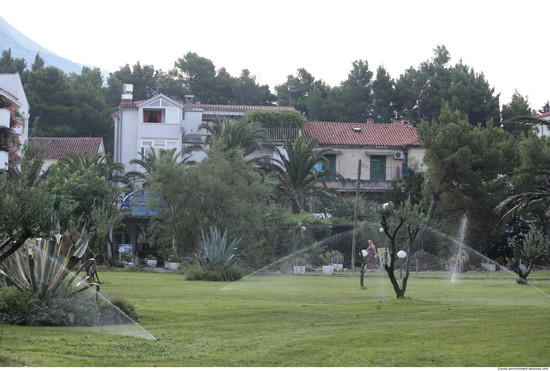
[119,101,136,109]
[118,99,296,112]
[303,121,421,148]
[195,104,295,111]
[536,112,550,119]
[29,137,104,160]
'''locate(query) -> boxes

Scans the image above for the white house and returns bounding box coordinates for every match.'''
[0,73,30,170]
[112,84,298,175]
[534,111,549,137]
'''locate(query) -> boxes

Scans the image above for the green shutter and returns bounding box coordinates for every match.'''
[327,154,336,171]
[370,155,386,181]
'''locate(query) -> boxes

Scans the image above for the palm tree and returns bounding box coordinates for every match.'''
[271,136,344,214]
[127,146,192,184]
[200,118,278,181]
[496,167,550,219]
[200,118,273,157]
[55,152,133,191]
[496,113,550,224]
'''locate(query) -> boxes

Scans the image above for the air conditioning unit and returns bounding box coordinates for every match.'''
[393,151,405,160]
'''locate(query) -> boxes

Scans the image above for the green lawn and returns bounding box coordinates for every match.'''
[1,270,549,367]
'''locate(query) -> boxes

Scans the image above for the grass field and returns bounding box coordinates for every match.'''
[1,270,549,367]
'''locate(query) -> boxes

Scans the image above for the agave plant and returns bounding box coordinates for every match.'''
[0,233,98,299]
[196,227,242,270]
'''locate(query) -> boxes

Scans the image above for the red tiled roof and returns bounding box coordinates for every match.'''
[29,137,104,160]
[118,99,296,112]
[536,112,550,119]
[303,121,421,148]
[195,104,295,111]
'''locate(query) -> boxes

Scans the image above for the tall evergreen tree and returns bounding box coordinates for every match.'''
[371,65,395,122]
[501,90,536,136]
[394,46,500,126]
[106,62,160,106]
[337,59,373,122]
[275,68,316,114]
[417,104,519,252]
[0,49,26,74]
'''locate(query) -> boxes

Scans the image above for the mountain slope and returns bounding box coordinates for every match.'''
[0,16,100,76]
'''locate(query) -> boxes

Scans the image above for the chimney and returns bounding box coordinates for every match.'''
[121,83,133,105]
[367,117,375,124]
[185,95,194,110]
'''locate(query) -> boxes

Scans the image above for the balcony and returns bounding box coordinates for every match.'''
[0,108,10,129]
[323,178,391,193]
[265,127,300,143]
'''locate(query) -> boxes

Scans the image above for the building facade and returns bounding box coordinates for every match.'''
[535,111,549,137]
[112,84,297,174]
[0,73,29,170]
[112,85,426,196]
[302,119,426,194]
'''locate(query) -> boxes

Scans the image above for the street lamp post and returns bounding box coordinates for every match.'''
[397,250,407,279]
[294,224,307,275]
[359,249,368,288]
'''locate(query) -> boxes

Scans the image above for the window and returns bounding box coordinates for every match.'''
[314,154,337,176]
[326,154,336,172]
[141,140,178,157]
[143,109,163,123]
[370,155,386,181]
[142,99,179,124]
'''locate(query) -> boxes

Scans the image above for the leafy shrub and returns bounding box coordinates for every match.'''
[184,263,242,282]
[241,110,304,128]
[108,297,138,321]
[0,286,139,326]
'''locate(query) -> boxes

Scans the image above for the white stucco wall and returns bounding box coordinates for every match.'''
[116,109,139,171]
[407,148,427,172]
[0,73,30,160]
[182,109,205,134]
[332,148,411,181]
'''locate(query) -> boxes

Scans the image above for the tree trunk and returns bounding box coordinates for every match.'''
[384,263,410,298]
[515,262,532,284]
[427,190,441,220]
[0,231,32,264]
[106,230,114,259]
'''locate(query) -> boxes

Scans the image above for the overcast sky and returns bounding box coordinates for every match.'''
[4,0,549,110]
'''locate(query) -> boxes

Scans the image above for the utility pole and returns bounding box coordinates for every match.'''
[351,159,361,275]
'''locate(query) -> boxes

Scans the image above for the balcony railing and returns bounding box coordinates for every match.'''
[265,127,300,142]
